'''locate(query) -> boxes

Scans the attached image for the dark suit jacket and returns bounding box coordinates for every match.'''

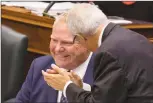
[94,1,153,22]
[66,23,153,103]
[15,55,94,103]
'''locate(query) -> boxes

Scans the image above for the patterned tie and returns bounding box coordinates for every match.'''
[60,93,68,103]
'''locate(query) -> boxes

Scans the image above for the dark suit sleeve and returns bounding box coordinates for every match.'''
[15,60,35,103]
[66,52,127,103]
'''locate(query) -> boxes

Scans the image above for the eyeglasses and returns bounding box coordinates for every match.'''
[50,37,75,48]
[73,34,87,43]
[50,34,87,48]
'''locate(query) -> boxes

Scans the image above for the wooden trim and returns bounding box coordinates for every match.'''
[2,6,55,28]
[150,38,153,43]
[123,24,153,29]
[28,48,50,55]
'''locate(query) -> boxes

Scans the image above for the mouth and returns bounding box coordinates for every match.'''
[55,55,70,60]
[64,55,69,57]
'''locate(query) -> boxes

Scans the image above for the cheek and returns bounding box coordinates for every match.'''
[49,44,54,55]
[70,45,87,58]
[73,45,81,52]
[49,42,52,50]
[74,45,87,53]
[86,42,90,48]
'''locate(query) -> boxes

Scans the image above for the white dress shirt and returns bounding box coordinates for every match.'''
[63,21,110,99]
[57,52,93,102]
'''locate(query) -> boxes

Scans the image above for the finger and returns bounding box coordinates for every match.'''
[51,64,66,75]
[42,70,52,77]
[46,69,51,73]
[71,71,81,80]
[42,70,48,82]
[43,76,48,82]
[42,70,56,82]
[42,70,46,76]
[69,73,74,80]
[46,69,58,74]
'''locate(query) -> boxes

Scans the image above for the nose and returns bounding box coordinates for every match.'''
[54,42,65,52]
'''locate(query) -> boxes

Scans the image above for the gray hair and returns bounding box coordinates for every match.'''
[66,3,109,36]
[53,13,68,27]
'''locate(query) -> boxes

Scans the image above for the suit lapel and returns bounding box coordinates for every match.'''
[44,60,58,103]
[83,54,95,85]
[47,87,58,103]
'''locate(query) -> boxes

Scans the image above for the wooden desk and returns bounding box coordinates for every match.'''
[2,6,55,55]
[122,19,153,43]
[2,6,153,55]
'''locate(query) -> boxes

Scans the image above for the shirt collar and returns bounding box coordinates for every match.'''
[72,52,93,79]
[98,22,110,47]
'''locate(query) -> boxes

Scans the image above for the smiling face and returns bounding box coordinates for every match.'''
[49,20,90,70]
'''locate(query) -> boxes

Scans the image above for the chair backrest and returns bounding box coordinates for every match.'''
[1,25,28,102]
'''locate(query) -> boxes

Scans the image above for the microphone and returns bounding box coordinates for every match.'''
[43,1,55,18]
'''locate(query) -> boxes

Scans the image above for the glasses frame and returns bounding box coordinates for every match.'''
[73,34,87,43]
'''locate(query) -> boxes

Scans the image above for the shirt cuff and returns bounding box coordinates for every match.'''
[63,81,73,97]
[82,83,91,91]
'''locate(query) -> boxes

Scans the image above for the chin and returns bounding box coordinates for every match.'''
[56,62,69,68]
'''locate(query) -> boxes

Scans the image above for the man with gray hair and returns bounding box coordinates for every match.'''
[42,3,153,103]
[15,12,95,103]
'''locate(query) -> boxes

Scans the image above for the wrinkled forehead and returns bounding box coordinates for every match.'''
[51,20,74,41]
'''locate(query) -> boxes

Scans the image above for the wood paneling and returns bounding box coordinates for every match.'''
[2,19,52,54]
